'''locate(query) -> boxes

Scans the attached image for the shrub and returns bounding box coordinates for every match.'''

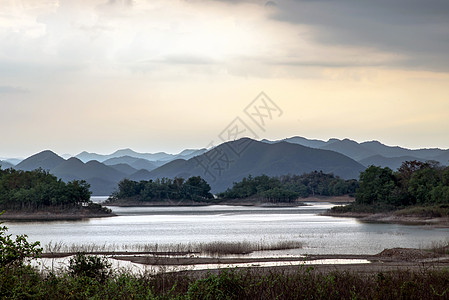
[0,211,42,268]
[68,252,111,282]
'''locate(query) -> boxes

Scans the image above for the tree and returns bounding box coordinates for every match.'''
[356,166,396,206]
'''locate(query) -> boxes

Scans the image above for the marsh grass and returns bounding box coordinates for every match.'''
[427,239,449,255]
[44,240,303,256]
[394,205,449,218]
[199,240,303,255]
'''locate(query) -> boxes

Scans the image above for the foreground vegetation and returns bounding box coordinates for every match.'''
[331,161,449,215]
[2,256,449,299]
[0,168,111,216]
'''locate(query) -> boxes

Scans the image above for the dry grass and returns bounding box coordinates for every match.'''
[44,240,303,256]
[427,239,449,255]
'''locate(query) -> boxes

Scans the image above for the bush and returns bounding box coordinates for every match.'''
[68,252,111,282]
[0,212,42,268]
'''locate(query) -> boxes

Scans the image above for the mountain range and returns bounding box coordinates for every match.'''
[75,148,207,164]
[2,136,448,195]
[263,137,449,170]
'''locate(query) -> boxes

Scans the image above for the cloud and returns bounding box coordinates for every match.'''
[0,86,28,94]
[269,0,449,71]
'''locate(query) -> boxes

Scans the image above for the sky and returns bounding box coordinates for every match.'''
[1,0,449,158]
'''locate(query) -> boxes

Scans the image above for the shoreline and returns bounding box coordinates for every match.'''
[0,210,116,221]
[104,195,355,207]
[39,247,449,274]
[324,211,449,227]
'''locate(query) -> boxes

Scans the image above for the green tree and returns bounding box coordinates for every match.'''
[356,166,396,206]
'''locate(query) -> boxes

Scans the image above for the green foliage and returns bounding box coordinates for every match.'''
[218,172,358,202]
[187,270,245,299]
[0,168,92,211]
[347,161,449,212]
[355,166,396,205]
[110,176,214,202]
[0,213,42,268]
[68,253,111,282]
[2,265,449,299]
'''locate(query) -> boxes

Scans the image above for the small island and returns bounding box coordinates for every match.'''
[328,161,449,227]
[0,168,113,220]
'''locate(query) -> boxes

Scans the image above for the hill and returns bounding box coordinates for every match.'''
[15,150,66,171]
[0,160,15,169]
[266,136,449,170]
[145,138,365,193]
[359,155,425,171]
[11,152,128,195]
[103,156,157,171]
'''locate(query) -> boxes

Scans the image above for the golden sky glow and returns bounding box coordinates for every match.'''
[1,0,449,157]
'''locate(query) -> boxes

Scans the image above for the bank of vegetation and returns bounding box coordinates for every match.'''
[217,172,358,203]
[108,172,358,205]
[0,168,112,219]
[330,161,449,218]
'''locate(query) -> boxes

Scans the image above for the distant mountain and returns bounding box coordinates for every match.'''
[319,139,376,161]
[435,152,449,166]
[0,158,22,165]
[75,148,207,163]
[15,150,66,171]
[109,149,173,161]
[103,156,157,171]
[108,163,138,176]
[265,136,449,170]
[128,169,154,181]
[10,152,128,195]
[0,160,15,169]
[52,158,126,182]
[74,151,107,163]
[144,138,365,193]
[262,137,327,148]
[175,148,208,160]
[359,155,425,171]
[360,140,445,160]
[50,158,127,195]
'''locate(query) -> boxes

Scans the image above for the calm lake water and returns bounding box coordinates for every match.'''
[4,202,449,255]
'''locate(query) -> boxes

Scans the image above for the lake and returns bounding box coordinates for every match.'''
[4,202,449,255]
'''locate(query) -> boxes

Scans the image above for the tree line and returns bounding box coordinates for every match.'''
[109,176,214,202]
[354,160,449,209]
[0,168,92,211]
[218,172,358,203]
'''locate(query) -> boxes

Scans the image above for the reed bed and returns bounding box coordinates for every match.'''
[44,240,303,255]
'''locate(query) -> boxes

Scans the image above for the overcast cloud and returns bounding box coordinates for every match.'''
[1,0,448,157]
